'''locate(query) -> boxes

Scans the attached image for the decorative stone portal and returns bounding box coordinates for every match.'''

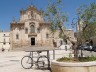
[31,38,35,45]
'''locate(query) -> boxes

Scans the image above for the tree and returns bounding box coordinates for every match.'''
[44,0,80,59]
[77,2,96,42]
[44,0,68,44]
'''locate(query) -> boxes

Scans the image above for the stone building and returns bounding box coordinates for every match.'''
[10,6,52,49]
[9,5,76,49]
[53,29,76,47]
[0,31,10,50]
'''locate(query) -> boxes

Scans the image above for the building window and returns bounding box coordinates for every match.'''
[25,28,28,34]
[65,39,67,44]
[9,38,10,44]
[3,39,6,45]
[30,25,35,33]
[60,40,63,45]
[46,33,49,39]
[16,34,19,39]
[37,28,40,33]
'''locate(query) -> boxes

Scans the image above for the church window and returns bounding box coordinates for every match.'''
[30,25,35,33]
[37,28,40,33]
[25,28,28,34]
[16,34,19,39]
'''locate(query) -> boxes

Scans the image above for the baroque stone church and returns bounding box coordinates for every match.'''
[10,6,53,49]
[10,5,76,49]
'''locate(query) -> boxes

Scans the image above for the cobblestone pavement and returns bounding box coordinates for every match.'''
[0,48,72,72]
[0,51,50,72]
[79,50,96,57]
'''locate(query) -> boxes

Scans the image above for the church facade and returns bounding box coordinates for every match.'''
[10,6,53,49]
[0,5,75,50]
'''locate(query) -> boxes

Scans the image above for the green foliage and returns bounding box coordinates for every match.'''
[82,24,96,40]
[78,56,96,62]
[57,56,96,62]
[44,0,68,33]
[77,2,96,41]
[57,57,72,62]
[77,2,96,24]
[56,0,62,4]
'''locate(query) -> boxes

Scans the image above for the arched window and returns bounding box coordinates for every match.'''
[30,25,35,33]
[16,34,19,39]
[25,28,28,34]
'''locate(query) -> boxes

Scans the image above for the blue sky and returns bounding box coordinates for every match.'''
[0,0,95,31]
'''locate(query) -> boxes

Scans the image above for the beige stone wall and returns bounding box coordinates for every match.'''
[10,6,76,49]
[20,6,44,23]
[0,32,10,50]
[52,29,76,45]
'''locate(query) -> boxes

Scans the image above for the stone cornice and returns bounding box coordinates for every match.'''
[10,22,24,30]
[28,33,37,36]
[39,23,52,27]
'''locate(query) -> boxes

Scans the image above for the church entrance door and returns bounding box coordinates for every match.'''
[31,38,35,45]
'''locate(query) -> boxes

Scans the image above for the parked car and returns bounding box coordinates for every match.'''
[92,46,96,52]
[77,44,93,51]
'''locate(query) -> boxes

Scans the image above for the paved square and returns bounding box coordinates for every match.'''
[0,48,71,72]
[0,51,50,72]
